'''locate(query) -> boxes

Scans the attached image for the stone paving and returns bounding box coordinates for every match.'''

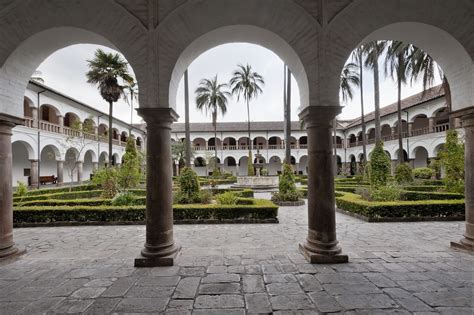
[0,193,473,314]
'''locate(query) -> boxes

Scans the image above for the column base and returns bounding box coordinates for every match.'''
[134,245,181,267]
[299,243,348,264]
[0,245,26,261]
[450,239,474,252]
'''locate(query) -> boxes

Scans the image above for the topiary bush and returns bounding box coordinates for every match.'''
[216,191,238,205]
[117,137,142,190]
[395,163,414,184]
[413,167,434,179]
[368,142,391,187]
[175,167,201,204]
[111,191,137,206]
[271,163,301,202]
[439,129,464,194]
[369,185,402,202]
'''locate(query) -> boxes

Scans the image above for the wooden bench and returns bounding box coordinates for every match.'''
[39,175,57,185]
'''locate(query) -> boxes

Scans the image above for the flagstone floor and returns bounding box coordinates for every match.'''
[0,194,473,314]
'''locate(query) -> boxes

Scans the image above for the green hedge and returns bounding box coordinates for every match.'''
[13,184,98,197]
[208,188,254,198]
[13,199,278,224]
[336,192,464,221]
[401,191,464,201]
[401,185,441,192]
[14,190,104,203]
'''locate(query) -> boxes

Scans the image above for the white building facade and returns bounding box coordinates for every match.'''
[12,81,146,186]
[172,85,458,176]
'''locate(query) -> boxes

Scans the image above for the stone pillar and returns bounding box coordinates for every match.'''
[30,160,39,187]
[408,123,413,136]
[57,160,64,186]
[58,116,64,134]
[31,108,38,126]
[92,162,99,172]
[451,113,474,251]
[76,161,83,183]
[428,118,434,132]
[298,106,348,263]
[454,117,462,129]
[135,108,181,267]
[0,114,25,259]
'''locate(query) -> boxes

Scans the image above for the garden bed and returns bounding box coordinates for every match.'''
[335,191,465,222]
[13,199,278,226]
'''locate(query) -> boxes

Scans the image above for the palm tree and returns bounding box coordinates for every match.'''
[364,40,388,144]
[184,69,191,167]
[385,41,414,164]
[229,64,265,156]
[86,49,134,166]
[340,61,360,174]
[195,75,230,173]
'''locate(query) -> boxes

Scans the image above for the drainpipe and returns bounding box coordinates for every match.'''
[37,89,47,189]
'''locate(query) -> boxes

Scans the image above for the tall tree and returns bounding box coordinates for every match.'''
[364,40,388,144]
[195,75,230,174]
[284,65,292,164]
[229,63,265,157]
[340,61,360,174]
[385,40,413,164]
[125,81,138,135]
[184,69,192,167]
[86,49,133,166]
[350,47,367,163]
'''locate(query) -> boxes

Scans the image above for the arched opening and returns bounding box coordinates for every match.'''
[83,118,96,135]
[223,156,237,175]
[39,104,60,128]
[289,136,297,149]
[411,114,429,136]
[335,136,343,149]
[40,145,60,180]
[336,155,342,175]
[238,137,251,150]
[64,112,80,128]
[99,151,108,168]
[193,138,207,151]
[83,150,96,180]
[381,124,392,141]
[112,153,120,166]
[98,123,108,137]
[120,131,128,143]
[268,156,282,176]
[413,146,429,168]
[208,137,221,149]
[395,149,409,163]
[253,137,267,150]
[299,136,307,149]
[432,108,450,132]
[299,156,308,175]
[238,156,249,176]
[268,136,282,149]
[64,148,79,183]
[349,154,357,175]
[136,137,143,148]
[112,128,119,140]
[366,128,375,144]
[23,97,35,125]
[12,141,35,186]
[223,137,237,149]
[348,134,357,147]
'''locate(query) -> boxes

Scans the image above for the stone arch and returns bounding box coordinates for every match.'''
[412,146,429,168]
[268,155,282,176]
[23,96,35,118]
[99,151,108,167]
[83,150,97,180]
[12,140,36,185]
[192,137,207,150]
[159,0,318,111]
[299,155,308,175]
[328,10,472,111]
[64,112,80,128]
[120,131,129,142]
[223,137,237,148]
[39,104,61,124]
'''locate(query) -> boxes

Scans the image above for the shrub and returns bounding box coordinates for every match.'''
[369,185,402,202]
[198,189,213,204]
[16,181,28,196]
[92,167,118,198]
[111,191,137,206]
[260,168,268,176]
[272,163,301,202]
[335,192,465,220]
[216,191,238,205]
[439,129,464,194]
[413,167,434,179]
[176,167,201,204]
[395,163,414,184]
[368,142,391,187]
[117,138,142,190]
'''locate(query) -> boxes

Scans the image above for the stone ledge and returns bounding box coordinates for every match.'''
[336,208,465,223]
[299,244,349,264]
[134,247,181,267]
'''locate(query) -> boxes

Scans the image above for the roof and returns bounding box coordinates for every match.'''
[345,84,445,128]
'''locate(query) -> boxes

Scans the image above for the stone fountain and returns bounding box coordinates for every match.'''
[233,149,279,190]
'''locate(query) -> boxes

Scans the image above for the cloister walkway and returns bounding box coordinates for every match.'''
[0,198,472,314]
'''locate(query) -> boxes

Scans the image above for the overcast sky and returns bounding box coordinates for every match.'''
[37,43,441,124]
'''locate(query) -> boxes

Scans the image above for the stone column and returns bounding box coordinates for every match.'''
[408,123,413,136]
[57,160,64,186]
[58,116,64,134]
[428,118,434,132]
[76,161,83,183]
[0,114,25,259]
[92,162,98,172]
[135,108,181,267]
[298,106,348,263]
[29,160,39,187]
[451,113,474,251]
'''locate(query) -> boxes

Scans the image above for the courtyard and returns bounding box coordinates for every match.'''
[1,196,472,314]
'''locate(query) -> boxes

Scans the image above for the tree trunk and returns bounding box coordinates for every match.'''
[108,101,113,166]
[397,66,404,164]
[285,66,292,163]
[214,120,218,174]
[373,59,381,143]
[359,52,367,164]
[184,69,191,167]
[246,98,251,153]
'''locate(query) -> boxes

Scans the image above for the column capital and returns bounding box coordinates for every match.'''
[0,113,24,135]
[299,106,342,128]
[461,113,474,128]
[137,108,179,126]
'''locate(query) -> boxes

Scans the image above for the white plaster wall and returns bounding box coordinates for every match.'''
[12,142,31,185]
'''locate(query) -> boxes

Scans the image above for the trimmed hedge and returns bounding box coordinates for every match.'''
[13,184,97,197]
[13,199,278,224]
[401,191,464,201]
[13,189,147,204]
[335,191,464,221]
